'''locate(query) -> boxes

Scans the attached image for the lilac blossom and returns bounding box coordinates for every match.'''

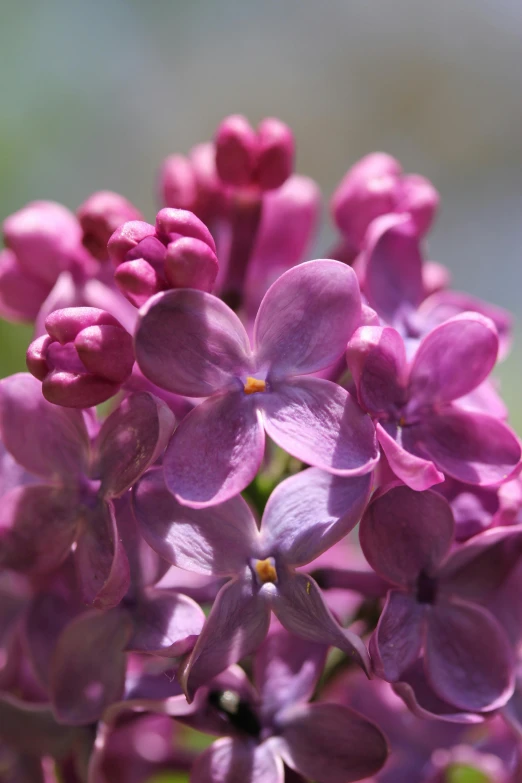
[133,466,372,697]
[0,374,174,607]
[136,258,378,507]
[360,484,518,713]
[76,190,143,262]
[346,314,521,490]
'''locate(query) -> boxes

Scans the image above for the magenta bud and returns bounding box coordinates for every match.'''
[114,259,163,307]
[395,174,439,237]
[255,117,294,190]
[77,190,143,262]
[215,114,258,187]
[158,154,198,211]
[422,261,451,296]
[155,208,216,253]
[27,307,134,407]
[107,221,156,267]
[164,237,219,293]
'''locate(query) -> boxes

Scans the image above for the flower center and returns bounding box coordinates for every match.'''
[416,570,438,604]
[254,557,278,584]
[244,376,266,395]
[208,689,261,739]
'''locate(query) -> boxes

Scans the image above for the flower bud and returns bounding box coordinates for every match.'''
[26,307,134,408]
[158,154,198,212]
[255,117,294,190]
[215,114,258,187]
[394,174,439,237]
[77,191,143,262]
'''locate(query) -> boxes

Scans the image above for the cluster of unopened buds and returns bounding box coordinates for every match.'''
[0,113,521,783]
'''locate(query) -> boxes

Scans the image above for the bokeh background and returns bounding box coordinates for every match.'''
[1,0,520,435]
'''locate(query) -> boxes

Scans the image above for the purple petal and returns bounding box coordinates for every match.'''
[410,407,521,486]
[409,313,499,406]
[260,467,371,567]
[133,467,260,575]
[135,288,252,396]
[359,484,454,585]
[425,599,515,712]
[192,737,283,783]
[346,326,408,416]
[51,609,132,724]
[376,422,445,490]
[93,392,175,498]
[0,373,88,479]
[254,621,327,724]
[362,214,424,325]
[0,248,51,322]
[261,378,378,476]
[163,392,265,507]
[127,588,205,656]
[276,702,388,783]
[272,571,370,675]
[369,590,425,681]
[0,485,78,574]
[181,574,271,700]
[254,259,362,378]
[74,500,130,609]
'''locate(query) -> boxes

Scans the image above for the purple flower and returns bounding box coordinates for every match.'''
[347,314,521,489]
[76,190,143,262]
[0,374,174,608]
[187,624,388,783]
[135,259,378,507]
[133,465,372,697]
[360,484,517,713]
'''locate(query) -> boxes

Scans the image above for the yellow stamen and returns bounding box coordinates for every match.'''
[255,558,278,584]
[244,376,266,395]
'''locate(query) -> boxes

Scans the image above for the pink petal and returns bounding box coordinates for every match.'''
[192,737,283,783]
[127,588,205,657]
[376,422,444,491]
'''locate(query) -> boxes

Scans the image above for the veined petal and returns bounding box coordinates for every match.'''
[346,325,408,416]
[272,572,370,675]
[0,373,89,480]
[359,484,454,585]
[133,467,260,575]
[425,599,515,712]
[93,392,175,497]
[409,407,521,486]
[191,737,283,783]
[254,259,362,378]
[409,313,499,406]
[260,467,371,567]
[276,702,388,783]
[181,575,270,701]
[261,378,378,476]
[135,288,253,396]
[376,422,444,491]
[127,588,205,657]
[369,590,425,681]
[163,392,265,508]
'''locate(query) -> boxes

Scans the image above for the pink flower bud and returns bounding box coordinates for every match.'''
[215,114,258,187]
[255,117,294,190]
[77,191,143,262]
[158,154,198,212]
[164,237,218,293]
[155,208,216,253]
[26,307,134,408]
[395,174,439,237]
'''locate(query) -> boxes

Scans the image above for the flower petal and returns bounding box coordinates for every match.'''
[272,572,370,675]
[181,574,271,700]
[346,325,408,416]
[276,702,388,783]
[74,500,130,609]
[51,609,132,724]
[93,392,175,497]
[192,737,283,783]
[369,590,425,681]
[135,288,252,396]
[260,467,371,567]
[163,392,265,507]
[376,422,444,490]
[425,599,515,712]
[409,313,499,406]
[127,588,205,656]
[0,373,89,479]
[254,621,327,724]
[254,259,362,378]
[410,407,521,486]
[0,484,78,574]
[261,378,378,476]
[0,693,81,757]
[359,484,454,585]
[133,467,260,575]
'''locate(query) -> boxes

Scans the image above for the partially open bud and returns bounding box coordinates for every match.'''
[108,209,219,307]
[158,143,228,223]
[27,307,134,408]
[77,191,143,261]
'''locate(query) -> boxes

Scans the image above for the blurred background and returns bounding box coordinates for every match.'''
[1,0,520,431]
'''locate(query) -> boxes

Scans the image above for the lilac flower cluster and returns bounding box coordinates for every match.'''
[0,114,521,783]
